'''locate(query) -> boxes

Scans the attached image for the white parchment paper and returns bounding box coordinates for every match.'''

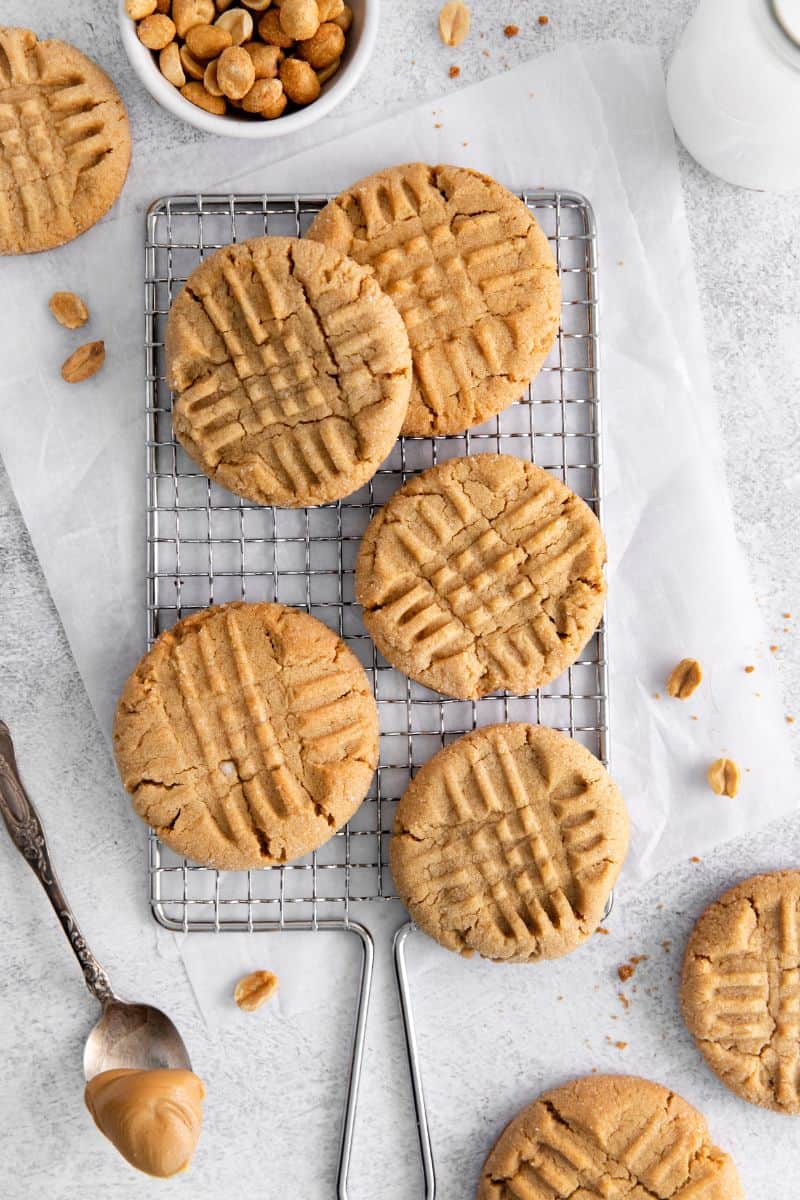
[0,42,793,905]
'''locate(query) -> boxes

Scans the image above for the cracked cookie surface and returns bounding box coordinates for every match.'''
[113,602,379,870]
[390,724,628,962]
[682,870,800,1114]
[166,235,412,507]
[478,1074,743,1199]
[0,27,131,254]
[307,162,561,436]
[355,454,606,699]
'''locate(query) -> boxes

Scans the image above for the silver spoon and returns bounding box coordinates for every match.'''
[0,720,192,1080]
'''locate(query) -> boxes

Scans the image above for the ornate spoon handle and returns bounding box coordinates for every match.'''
[0,721,115,1006]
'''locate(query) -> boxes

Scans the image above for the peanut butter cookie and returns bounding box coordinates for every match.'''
[682,870,800,1113]
[0,28,131,254]
[166,236,412,508]
[113,602,379,870]
[390,724,628,962]
[356,454,606,699]
[307,163,560,436]
[478,1074,743,1199]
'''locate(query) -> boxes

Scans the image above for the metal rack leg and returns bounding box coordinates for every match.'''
[393,922,436,1200]
[337,920,375,1200]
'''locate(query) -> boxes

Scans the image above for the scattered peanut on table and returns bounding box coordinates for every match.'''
[707,757,740,798]
[61,341,106,384]
[49,291,89,330]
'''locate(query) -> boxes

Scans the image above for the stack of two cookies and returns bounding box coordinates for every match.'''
[115,165,629,969]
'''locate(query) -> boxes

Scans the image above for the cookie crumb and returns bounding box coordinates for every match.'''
[787,716,795,725]
[744,664,755,673]
[690,855,701,863]
[618,991,630,1010]
[538,14,549,24]
[653,692,661,700]
[448,64,460,77]
[434,122,442,128]
[234,969,279,1012]
[596,926,609,935]
[666,657,703,700]
[503,24,519,37]
[770,644,779,653]
[661,940,672,953]
[708,757,740,797]
[783,612,791,619]
[618,964,634,982]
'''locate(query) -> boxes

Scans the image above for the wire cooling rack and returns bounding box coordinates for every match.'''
[143,189,606,934]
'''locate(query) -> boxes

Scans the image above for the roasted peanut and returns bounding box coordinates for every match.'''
[172,0,215,37]
[297,20,343,67]
[258,9,295,45]
[137,13,176,49]
[61,340,105,383]
[180,80,228,112]
[216,44,256,97]
[126,0,158,18]
[216,0,235,8]
[332,3,352,31]
[234,970,279,1012]
[279,55,319,102]
[159,41,187,85]
[185,22,233,57]
[316,54,339,83]
[279,0,320,40]
[214,6,254,43]
[179,43,206,77]
[666,657,703,700]
[438,1,470,47]
[707,758,740,798]
[317,0,344,19]
[203,57,223,93]
[49,291,89,330]
[241,0,273,9]
[243,40,282,76]
[241,76,285,114]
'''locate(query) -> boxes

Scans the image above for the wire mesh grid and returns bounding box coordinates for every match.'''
[143,188,606,933]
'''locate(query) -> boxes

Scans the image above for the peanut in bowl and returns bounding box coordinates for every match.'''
[117,0,378,138]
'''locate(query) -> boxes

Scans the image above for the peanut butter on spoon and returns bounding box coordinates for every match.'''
[85,1068,205,1178]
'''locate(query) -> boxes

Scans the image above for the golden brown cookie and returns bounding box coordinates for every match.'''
[355,454,606,700]
[0,28,131,255]
[166,236,412,507]
[478,1074,743,1199]
[307,162,561,436]
[113,602,379,870]
[682,870,800,1114]
[390,724,628,962]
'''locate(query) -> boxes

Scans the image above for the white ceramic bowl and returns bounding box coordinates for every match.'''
[118,0,377,139]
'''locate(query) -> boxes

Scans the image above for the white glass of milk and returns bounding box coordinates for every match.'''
[667,0,800,192]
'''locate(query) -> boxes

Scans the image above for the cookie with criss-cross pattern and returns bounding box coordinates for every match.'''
[390,723,628,963]
[682,870,800,1114]
[0,27,131,254]
[307,162,561,436]
[113,602,379,870]
[478,1074,743,1200]
[355,454,606,700]
[166,236,412,508]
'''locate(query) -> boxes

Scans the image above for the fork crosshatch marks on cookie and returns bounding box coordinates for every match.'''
[144,189,606,931]
[0,26,130,254]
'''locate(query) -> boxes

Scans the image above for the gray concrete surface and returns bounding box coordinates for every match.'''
[0,2,798,1197]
